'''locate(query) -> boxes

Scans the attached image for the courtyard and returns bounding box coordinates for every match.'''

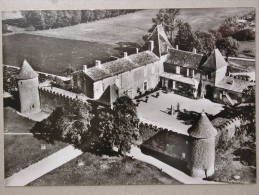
[136,91,224,135]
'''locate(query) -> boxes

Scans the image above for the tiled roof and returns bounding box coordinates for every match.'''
[202,49,228,71]
[127,51,159,66]
[144,24,173,57]
[104,57,138,76]
[16,59,38,80]
[165,48,204,69]
[188,112,217,139]
[83,67,111,81]
[82,51,159,81]
[216,76,255,93]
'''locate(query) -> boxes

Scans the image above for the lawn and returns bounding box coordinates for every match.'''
[4,135,67,178]
[4,107,36,133]
[29,152,181,186]
[136,91,223,135]
[3,33,121,75]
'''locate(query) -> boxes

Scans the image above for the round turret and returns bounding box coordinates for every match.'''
[188,111,217,178]
[17,59,41,114]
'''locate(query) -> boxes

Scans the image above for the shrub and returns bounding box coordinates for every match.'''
[232,29,255,41]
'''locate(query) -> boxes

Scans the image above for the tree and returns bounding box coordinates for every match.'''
[22,11,45,30]
[232,29,255,41]
[174,22,200,52]
[216,36,239,57]
[41,11,58,29]
[147,9,180,43]
[31,96,140,155]
[112,96,140,154]
[195,31,216,54]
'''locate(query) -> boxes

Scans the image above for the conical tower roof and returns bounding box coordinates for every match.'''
[17,59,38,80]
[145,24,173,57]
[202,49,228,71]
[188,111,217,139]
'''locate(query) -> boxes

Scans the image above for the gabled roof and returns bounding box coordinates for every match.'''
[165,48,204,69]
[16,59,38,80]
[188,111,217,139]
[202,49,228,71]
[81,51,160,82]
[145,24,173,57]
[127,51,159,66]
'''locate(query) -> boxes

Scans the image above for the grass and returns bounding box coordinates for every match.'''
[4,135,67,178]
[29,152,181,186]
[3,33,121,75]
[238,40,256,58]
[208,148,256,184]
[25,10,157,45]
[178,8,254,32]
[4,107,36,133]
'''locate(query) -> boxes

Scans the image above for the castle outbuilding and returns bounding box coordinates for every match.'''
[17,59,41,114]
[187,111,218,178]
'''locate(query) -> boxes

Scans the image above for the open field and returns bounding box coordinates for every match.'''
[238,40,256,58]
[4,135,67,178]
[178,8,254,32]
[25,10,157,45]
[3,33,120,75]
[137,91,223,135]
[3,8,255,75]
[4,107,35,133]
[29,152,181,185]
[24,8,253,42]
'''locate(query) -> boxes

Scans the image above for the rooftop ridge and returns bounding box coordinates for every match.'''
[168,48,203,56]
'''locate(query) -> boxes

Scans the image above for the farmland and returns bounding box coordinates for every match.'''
[3,33,121,75]
[2,8,255,75]
[178,7,254,32]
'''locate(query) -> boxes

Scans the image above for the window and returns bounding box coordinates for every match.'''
[143,81,148,91]
[176,66,180,74]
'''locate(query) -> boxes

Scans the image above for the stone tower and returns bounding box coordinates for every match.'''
[187,111,217,178]
[17,59,41,114]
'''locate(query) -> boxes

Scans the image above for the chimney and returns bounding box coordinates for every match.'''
[95,60,101,68]
[149,40,154,52]
[136,48,139,54]
[123,52,128,58]
[176,45,179,50]
[83,65,87,72]
[193,48,197,54]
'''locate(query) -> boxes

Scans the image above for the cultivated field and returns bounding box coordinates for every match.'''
[3,33,121,74]
[25,10,157,45]
[2,8,255,75]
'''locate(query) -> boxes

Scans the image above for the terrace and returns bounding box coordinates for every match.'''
[136,91,224,135]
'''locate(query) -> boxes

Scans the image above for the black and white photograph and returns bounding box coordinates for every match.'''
[2,7,256,186]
